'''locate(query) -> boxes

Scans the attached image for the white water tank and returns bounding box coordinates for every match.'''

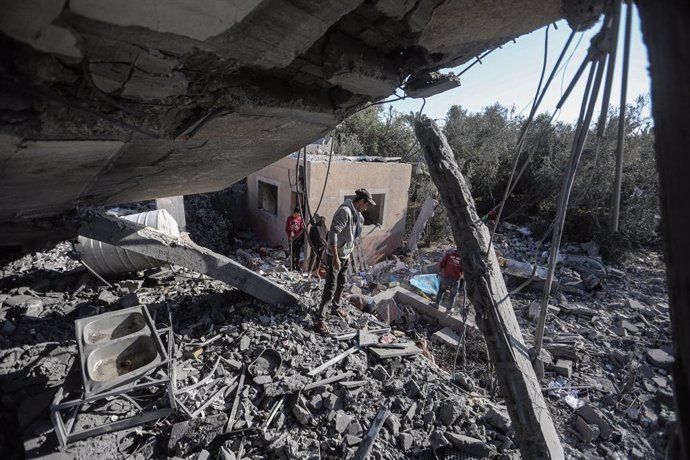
[76,209,180,277]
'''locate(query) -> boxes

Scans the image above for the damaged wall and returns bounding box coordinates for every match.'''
[0,0,602,253]
[246,154,411,264]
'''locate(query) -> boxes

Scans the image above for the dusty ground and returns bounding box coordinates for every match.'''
[0,225,676,459]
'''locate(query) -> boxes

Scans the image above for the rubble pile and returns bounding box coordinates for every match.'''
[0,244,504,459]
[0,222,675,459]
[184,190,236,256]
[492,224,674,459]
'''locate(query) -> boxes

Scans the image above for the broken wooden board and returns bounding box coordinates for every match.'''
[307,346,359,377]
[78,213,298,306]
[367,343,421,359]
[415,118,564,459]
[352,405,390,460]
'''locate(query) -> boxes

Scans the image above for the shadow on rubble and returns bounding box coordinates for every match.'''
[0,284,291,459]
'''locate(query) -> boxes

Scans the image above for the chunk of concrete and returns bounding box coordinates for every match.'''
[439,400,460,426]
[335,412,353,434]
[646,348,674,370]
[398,432,413,450]
[444,433,495,458]
[554,359,573,378]
[384,413,400,436]
[485,406,512,434]
[405,71,461,98]
[431,327,462,348]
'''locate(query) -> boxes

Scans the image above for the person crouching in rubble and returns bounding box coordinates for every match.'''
[315,189,375,334]
[307,214,328,277]
[285,207,304,271]
[435,247,464,310]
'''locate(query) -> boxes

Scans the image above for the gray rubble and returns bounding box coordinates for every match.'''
[0,222,676,459]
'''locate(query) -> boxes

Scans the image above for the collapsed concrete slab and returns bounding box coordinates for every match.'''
[0,0,603,255]
[78,213,299,306]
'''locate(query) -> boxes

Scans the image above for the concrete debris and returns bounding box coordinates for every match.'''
[0,223,673,459]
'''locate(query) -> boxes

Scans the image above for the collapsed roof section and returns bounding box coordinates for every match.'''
[0,0,602,252]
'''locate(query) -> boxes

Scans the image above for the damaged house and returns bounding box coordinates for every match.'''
[0,0,689,458]
[247,151,412,265]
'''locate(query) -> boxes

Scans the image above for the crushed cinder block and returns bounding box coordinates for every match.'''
[554,359,573,378]
[574,416,599,442]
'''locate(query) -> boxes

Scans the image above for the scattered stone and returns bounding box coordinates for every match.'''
[384,413,400,436]
[292,404,312,426]
[372,364,390,382]
[343,435,361,446]
[646,348,674,370]
[335,412,353,434]
[398,432,413,451]
[444,433,494,457]
[554,359,573,378]
[168,413,227,457]
[239,336,251,351]
[485,406,511,434]
[439,400,460,426]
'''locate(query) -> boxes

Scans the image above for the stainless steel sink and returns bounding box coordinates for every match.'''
[83,311,146,344]
[75,305,166,395]
[87,335,159,382]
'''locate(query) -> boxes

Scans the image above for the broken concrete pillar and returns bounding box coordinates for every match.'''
[79,213,298,306]
[414,118,563,459]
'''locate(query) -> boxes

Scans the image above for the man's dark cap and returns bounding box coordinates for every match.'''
[355,188,376,206]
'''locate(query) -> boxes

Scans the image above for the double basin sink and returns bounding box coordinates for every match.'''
[75,306,166,395]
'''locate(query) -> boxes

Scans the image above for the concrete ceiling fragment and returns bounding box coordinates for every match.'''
[0,0,602,253]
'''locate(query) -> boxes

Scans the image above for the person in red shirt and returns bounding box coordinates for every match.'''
[285,207,304,271]
[435,248,463,309]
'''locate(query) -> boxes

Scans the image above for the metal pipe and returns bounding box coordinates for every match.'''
[535,53,607,356]
[610,1,633,232]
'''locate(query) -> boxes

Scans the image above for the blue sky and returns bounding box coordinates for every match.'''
[391,3,651,124]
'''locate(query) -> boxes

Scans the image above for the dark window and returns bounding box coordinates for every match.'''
[345,193,385,226]
[258,180,278,215]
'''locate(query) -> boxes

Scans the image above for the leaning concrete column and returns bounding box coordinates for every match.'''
[79,213,298,306]
[414,118,563,459]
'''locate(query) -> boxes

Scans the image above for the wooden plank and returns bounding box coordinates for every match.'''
[352,405,389,460]
[79,213,298,306]
[415,118,563,459]
[304,371,354,391]
[307,346,359,377]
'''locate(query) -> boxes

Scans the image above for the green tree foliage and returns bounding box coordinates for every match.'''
[333,97,659,254]
[333,105,416,158]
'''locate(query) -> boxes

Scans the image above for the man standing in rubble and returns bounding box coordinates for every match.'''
[435,247,463,309]
[316,189,375,333]
[307,214,328,277]
[285,207,304,271]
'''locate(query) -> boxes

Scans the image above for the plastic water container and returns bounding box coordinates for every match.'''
[76,209,180,277]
